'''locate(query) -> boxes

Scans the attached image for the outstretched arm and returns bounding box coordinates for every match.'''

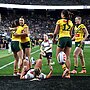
[13,26,29,37]
[9,27,17,31]
[46,65,53,79]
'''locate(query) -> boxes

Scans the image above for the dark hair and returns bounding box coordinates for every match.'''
[34,68,41,77]
[11,19,19,27]
[61,9,72,25]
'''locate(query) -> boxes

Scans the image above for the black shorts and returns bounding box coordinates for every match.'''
[45,52,52,59]
[57,37,72,48]
[11,41,22,52]
[21,41,31,50]
[75,41,84,50]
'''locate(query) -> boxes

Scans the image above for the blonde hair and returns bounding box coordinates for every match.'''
[75,16,82,21]
[19,17,24,22]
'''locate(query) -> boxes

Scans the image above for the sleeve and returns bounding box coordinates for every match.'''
[41,42,44,47]
[39,73,46,79]
[56,20,61,25]
[49,40,52,44]
[70,21,73,28]
[24,24,28,28]
[25,73,30,79]
[81,24,86,29]
[24,70,34,79]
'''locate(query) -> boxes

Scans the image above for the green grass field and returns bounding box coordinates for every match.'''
[0,45,90,76]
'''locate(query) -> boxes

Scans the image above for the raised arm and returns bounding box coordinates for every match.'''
[9,27,17,31]
[46,65,53,79]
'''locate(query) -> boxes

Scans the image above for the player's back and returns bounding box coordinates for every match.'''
[11,26,22,42]
[56,19,73,38]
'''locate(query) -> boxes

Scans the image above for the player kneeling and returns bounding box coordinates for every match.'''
[57,51,70,78]
[20,58,53,80]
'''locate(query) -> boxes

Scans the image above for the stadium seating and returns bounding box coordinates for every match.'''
[0,9,90,40]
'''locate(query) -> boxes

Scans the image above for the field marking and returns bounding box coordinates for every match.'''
[0,46,39,59]
[32,45,39,49]
[0,49,40,70]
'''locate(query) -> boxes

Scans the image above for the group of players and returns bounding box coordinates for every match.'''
[9,9,89,79]
[53,9,88,78]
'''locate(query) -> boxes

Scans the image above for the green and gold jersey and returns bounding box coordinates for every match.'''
[21,24,30,43]
[56,19,73,38]
[11,26,22,42]
[74,24,86,42]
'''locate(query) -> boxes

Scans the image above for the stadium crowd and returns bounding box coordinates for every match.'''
[0,9,90,49]
[0,0,89,5]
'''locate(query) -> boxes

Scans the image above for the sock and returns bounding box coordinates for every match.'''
[62,64,67,71]
[82,66,86,70]
[18,68,21,73]
[14,69,17,74]
[74,66,78,71]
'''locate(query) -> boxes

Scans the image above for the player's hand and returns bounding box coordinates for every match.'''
[40,51,46,56]
[9,27,11,30]
[80,40,84,44]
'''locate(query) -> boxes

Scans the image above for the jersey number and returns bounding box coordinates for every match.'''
[63,24,71,31]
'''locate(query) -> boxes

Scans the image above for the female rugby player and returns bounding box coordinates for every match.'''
[53,10,73,78]
[71,16,88,74]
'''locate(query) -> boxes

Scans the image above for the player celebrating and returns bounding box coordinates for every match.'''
[9,20,23,75]
[19,17,31,68]
[40,34,55,65]
[20,58,53,79]
[71,16,88,74]
[53,10,73,78]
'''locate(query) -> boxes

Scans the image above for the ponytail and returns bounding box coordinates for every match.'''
[61,10,73,25]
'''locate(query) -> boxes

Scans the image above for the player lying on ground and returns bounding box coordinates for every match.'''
[20,58,53,79]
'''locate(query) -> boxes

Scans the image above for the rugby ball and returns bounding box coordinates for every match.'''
[57,51,66,64]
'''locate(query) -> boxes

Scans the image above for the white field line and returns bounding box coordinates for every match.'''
[0,49,40,70]
[32,45,39,49]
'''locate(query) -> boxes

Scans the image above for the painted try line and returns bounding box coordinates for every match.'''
[0,49,40,70]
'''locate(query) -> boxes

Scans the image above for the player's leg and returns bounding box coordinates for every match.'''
[56,38,70,78]
[25,47,31,68]
[62,38,72,78]
[17,49,23,75]
[64,47,71,70]
[34,59,42,69]
[56,47,70,78]
[79,50,86,73]
[46,53,51,65]
[20,58,31,79]
[13,52,18,75]
[24,41,32,68]
[56,46,64,59]
[46,52,55,65]
[64,47,71,78]
[71,47,81,74]
[11,41,19,75]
